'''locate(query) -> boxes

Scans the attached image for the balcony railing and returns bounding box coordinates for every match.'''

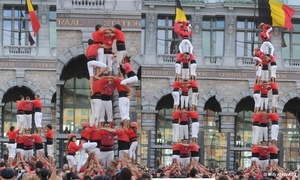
[143,0,254,3]
[283,58,300,68]
[203,56,223,66]
[72,0,105,8]
[236,57,255,67]
[143,0,205,2]
[3,46,37,57]
[157,54,176,64]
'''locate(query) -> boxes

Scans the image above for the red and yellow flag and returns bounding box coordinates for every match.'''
[175,0,187,22]
[258,0,295,30]
[26,0,41,36]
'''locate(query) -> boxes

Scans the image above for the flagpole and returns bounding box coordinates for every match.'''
[18,0,23,45]
[251,0,257,53]
[173,0,177,54]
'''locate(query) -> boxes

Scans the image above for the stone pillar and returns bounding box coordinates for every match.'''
[272,27,282,68]
[141,109,157,168]
[0,103,4,156]
[191,14,203,66]
[37,5,51,57]
[0,4,3,55]
[224,13,237,66]
[56,81,64,166]
[143,13,157,65]
[219,112,237,170]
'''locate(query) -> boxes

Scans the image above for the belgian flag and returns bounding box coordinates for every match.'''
[26,0,41,36]
[175,0,187,22]
[258,0,295,30]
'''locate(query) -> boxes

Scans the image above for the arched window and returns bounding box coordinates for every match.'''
[282,97,300,170]
[234,96,254,169]
[155,94,173,167]
[203,96,223,168]
[60,54,90,133]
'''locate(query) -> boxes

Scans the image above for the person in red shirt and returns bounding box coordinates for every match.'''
[174,21,193,54]
[92,24,107,63]
[99,122,116,168]
[22,129,34,161]
[179,139,191,168]
[172,143,181,163]
[103,32,116,76]
[172,110,181,143]
[259,111,269,143]
[261,56,270,82]
[86,39,108,93]
[259,22,274,56]
[175,53,183,81]
[188,78,198,111]
[23,96,33,132]
[189,54,197,81]
[29,94,43,134]
[189,142,199,162]
[181,53,191,80]
[268,112,279,145]
[253,48,264,84]
[269,81,279,113]
[252,113,262,145]
[77,122,97,172]
[188,109,199,143]
[66,134,82,172]
[16,133,24,162]
[253,81,262,114]
[120,56,138,97]
[258,141,270,171]
[172,80,182,112]
[179,109,190,141]
[180,79,191,110]
[269,55,277,82]
[99,77,116,128]
[115,72,130,128]
[251,145,260,164]
[45,124,53,163]
[7,124,22,166]
[125,122,138,163]
[260,82,271,111]
[89,128,102,160]
[16,95,25,134]
[268,142,278,165]
[90,78,102,127]
[31,133,44,155]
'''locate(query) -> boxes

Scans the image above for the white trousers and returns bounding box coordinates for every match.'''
[172,91,180,105]
[270,159,278,165]
[190,63,197,76]
[253,94,261,108]
[172,155,180,162]
[253,57,262,64]
[251,157,259,164]
[175,63,181,74]
[260,41,274,55]
[271,124,279,141]
[180,95,189,109]
[181,68,189,80]
[121,76,138,86]
[100,100,113,122]
[260,97,268,110]
[23,149,33,161]
[129,141,138,160]
[34,112,42,128]
[97,48,104,62]
[66,155,77,168]
[119,97,130,121]
[256,66,262,77]
[191,122,199,138]
[47,144,54,157]
[270,65,277,78]
[259,127,268,142]
[23,114,32,129]
[180,157,190,168]
[16,148,24,157]
[87,61,107,77]
[191,93,198,106]
[172,124,179,142]
[16,114,25,133]
[259,159,269,171]
[104,54,113,72]
[179,39,193,53]
[36,149,44,155]
[191,156,199,162]
[252,125,260,144]
[89,148,101,160]
[77,142,97,171]
[90,99,102,126]
[99,150,114,168]
[117,50,127,65]
[272,95,279,108]
[8,144,16,158]
[119,150,129,160]
[261,70,269,81]
[180,124,188,140]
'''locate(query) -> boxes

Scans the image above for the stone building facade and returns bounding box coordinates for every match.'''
[0,0,56,157]
[141,0,300,169]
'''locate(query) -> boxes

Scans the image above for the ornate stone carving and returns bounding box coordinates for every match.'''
[191,15,202,34]
[40,6,48,24]
[147,13,156,33]
[226,16,235,35]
